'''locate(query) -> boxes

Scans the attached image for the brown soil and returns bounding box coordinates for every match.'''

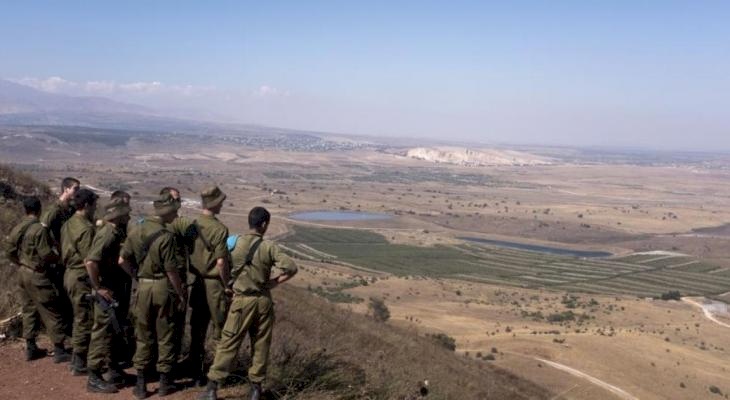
[0,339,198,400]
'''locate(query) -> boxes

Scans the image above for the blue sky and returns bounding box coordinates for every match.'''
[1,1,729,150]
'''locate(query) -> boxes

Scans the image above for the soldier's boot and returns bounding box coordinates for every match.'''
[87,370,119,394]
[69,352,88,376]
[249,382,262,400]
[133,370,147,400]
[158,373,179,397]
[198,381,218,400]
[25,339,47,361]
[108,366,135,388]
[52,343,71,363]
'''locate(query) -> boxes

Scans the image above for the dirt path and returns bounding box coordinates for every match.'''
[534,358,638,400]
[682,297,730,329]
[0,339,198,400]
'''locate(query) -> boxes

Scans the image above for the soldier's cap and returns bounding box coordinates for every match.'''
[201,185,226,210]
[153,192,181,216]
[104,198,131,220]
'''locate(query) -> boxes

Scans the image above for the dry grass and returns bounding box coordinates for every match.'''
[215,286,550,400]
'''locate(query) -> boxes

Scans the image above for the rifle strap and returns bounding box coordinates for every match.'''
[244,238,264,267]
[11,220,38,263]
[15,220,38,250]
[231,237,263,283]
[193,221,213,252]
[138,229,167,266]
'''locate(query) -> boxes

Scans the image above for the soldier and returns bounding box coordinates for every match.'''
[99,190,135,369]
[200,207,297,400]
[42,177,80,246]
[61,188,99,375]
[119,193,187,399]
[4,196,71,363]
[85,198,133,393]
[95,190,131,227]
[41,176,80,336]
[189,186,231,385]
[159,187,196,376]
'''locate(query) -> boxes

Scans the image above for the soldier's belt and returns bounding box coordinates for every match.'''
[138,277,166,283]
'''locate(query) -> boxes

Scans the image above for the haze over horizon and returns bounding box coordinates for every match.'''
[1,1,729,151]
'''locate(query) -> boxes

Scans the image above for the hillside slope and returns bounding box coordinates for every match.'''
[0,166,550,399]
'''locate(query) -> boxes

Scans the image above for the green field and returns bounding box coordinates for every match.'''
[283,226,730,297]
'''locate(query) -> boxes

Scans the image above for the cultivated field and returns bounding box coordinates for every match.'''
[283,226,730,298]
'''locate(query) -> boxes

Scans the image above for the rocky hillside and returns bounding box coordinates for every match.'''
[406,147,552,166]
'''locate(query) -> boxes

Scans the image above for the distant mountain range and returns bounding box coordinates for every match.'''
[0,79,154,116]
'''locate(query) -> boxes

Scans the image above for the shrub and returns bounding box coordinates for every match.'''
[427,333,456,351]
[660,291,681,301]
[368,297,390,322]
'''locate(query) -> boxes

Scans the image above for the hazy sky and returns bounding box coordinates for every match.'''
[1,1,729,150]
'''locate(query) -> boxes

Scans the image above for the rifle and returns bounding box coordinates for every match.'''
[81,275,123,336]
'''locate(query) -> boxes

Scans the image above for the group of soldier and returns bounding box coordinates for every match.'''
[5,177,298,400]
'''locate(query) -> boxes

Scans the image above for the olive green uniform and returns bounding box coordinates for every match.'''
[121,218,181,374]
[61,213,96,356]
[40,200,75,335]
[42,200,75,246]
[86,222,127,371]
[4,216,65,344]
[189,214,229,375]
[207,233,297,383]
[164,215,196,363]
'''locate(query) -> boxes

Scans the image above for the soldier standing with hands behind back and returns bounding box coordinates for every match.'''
[120,193,187,399]
[188,186,231,385]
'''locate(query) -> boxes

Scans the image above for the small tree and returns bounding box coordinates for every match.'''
[368,297,390,322]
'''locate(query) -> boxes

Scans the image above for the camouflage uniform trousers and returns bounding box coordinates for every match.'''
[63,268,93,355]
[133,279,178,373]
[18,268,66,344]
[207,294,274,384]
[188,277,228,373]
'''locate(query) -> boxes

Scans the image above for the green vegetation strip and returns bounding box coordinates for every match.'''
[284,226,728,296]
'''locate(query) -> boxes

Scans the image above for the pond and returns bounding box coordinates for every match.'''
[289,210,393,221]
[459,237,612,258]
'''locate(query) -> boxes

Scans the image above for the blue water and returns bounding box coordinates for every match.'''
[459,237,612,258]
[289,210,392,221]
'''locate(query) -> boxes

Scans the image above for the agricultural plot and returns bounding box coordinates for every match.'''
[283,226,730,297]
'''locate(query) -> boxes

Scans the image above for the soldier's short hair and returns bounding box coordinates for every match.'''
[23,196,42,215]
[61,177,80,191]
[111,190,131,202]
[73,188,99,210]
[159,187,179,196]
[248,207,271,229]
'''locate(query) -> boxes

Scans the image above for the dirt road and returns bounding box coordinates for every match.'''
[682,297,730,329]
[534,358,638,400]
